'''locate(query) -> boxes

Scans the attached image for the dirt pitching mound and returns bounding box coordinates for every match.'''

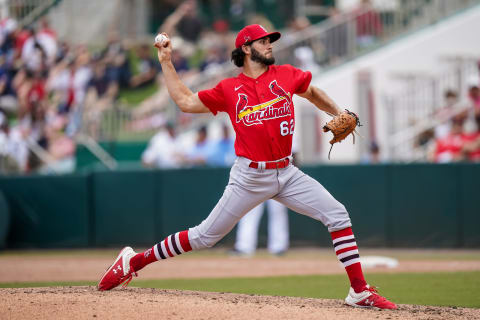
[1,287,478,320]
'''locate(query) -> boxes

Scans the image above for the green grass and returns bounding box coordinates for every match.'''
[1,272,479,308]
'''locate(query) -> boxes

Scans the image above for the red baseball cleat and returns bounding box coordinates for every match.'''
[345,285,397,309]
[97,247,138,291]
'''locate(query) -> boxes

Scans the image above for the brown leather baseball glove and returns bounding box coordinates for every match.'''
[323,109,361,159]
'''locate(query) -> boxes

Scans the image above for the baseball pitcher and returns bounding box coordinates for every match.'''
[98,24,396,310]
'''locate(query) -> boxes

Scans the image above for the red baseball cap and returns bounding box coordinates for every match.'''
[235,24,281,49]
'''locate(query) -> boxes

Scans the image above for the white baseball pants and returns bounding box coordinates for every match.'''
[188,156,352,250]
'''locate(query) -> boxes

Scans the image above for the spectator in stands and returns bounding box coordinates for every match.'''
[40,115,76,174]
[354,0,383,48]
[460,112,480,162]
[170,42,190,74]
[84,58,119,138]
[142,122,184,169]
[0,17,18,58]
[14,68,47,122]
[431,113,468,163]
[467,77,480,113]
[284,16,323,70]
[206,123,235,167]
[415,89,460,150]
[0,115,29,173]
[46,47,92,135]
[129,44,158,88]
[102,32,131,89]
[159,0,204,44]
[54,40,70,63]
[88,59,119,102]
[0,111,18,173]
[0,54,17,115]
[434,89,460,139]
[435,90,459,118]
[21,82,50,173]
[0,17,88,174]
[38,17,56,39]
[361,141,382,163]
[184,125,211,166]
[210,19,235,55]
[21,26,57,71]
[199,42,227,76]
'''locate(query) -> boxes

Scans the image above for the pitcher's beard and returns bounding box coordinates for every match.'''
[251,47,275,66]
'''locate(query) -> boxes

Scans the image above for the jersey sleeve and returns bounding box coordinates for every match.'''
[198,81,226,115]
[289,65,312,94]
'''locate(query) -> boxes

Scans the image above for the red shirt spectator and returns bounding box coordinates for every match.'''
[433,121,466,163]
[462,131,480,161]
[27,77,46,110]
[355,0,383,38]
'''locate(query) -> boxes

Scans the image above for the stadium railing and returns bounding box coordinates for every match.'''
[3,0,61,26]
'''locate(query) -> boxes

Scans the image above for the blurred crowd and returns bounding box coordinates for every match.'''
[130,0,390,130]
[141,122,235,169]
[414,75,480,163]
[1,0,476,175]
[0,16,130,174]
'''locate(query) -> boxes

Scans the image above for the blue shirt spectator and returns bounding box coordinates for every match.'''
[207,124,235,167]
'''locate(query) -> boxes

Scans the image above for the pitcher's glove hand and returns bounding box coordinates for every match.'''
[323,109,361,159]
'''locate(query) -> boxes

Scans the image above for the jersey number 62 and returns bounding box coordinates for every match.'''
[280,119,294,136]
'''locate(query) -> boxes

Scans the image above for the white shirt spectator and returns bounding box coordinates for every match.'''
[21,31,57,70]
[48,66,92,106]
[142,130,184,169]
[0,125,29,172]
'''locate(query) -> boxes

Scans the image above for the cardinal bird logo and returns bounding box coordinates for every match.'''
[269,80,291,105]
[236,80,292,126]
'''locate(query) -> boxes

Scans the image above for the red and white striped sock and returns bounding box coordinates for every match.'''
[331,227,367,293]
[130,230,192,272]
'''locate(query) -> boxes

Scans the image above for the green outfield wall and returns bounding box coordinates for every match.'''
[0,163,478,249]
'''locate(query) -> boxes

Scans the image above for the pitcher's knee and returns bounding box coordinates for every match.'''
[199,235,221,248]
[188,227,223,250]
[327,207,352,232]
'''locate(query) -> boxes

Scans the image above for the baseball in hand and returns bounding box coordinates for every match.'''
[154,34,168,47]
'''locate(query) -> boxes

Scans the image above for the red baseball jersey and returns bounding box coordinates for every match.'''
[198,64,312,161]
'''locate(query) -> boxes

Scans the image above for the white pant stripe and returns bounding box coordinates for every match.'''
[334,242,357,252]
[332,234,354,245]
[175,232,185,253]
[337,249,359,260]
